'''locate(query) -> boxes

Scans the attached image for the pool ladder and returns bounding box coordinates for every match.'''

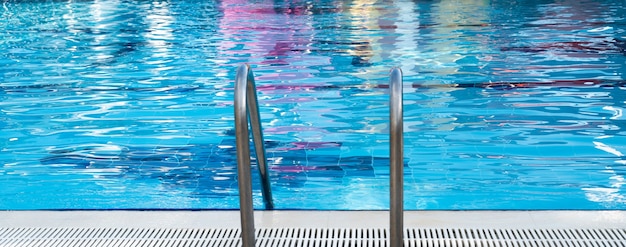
[234,64,404,247]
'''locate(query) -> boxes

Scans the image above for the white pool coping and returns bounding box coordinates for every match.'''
[1,210,624,229]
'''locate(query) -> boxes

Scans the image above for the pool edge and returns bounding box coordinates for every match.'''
[1,210,624,229]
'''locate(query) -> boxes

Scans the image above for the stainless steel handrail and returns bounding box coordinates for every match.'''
[389,67,404,247]
[235,65,403,247]
[234,64,275,247]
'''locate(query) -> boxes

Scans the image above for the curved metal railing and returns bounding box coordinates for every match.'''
[389,67,404,247]
[234,64,274,247]
[234,65,404,247]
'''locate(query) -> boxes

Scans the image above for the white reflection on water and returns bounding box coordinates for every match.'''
[141,1,176,81]
[143,2,174,55]
[88,0,122,65]
[604,106,624,120]
[594,141,624,157]
[585,140,626,206]
[389,0,419,76]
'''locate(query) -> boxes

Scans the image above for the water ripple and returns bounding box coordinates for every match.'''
[1,0,626,210]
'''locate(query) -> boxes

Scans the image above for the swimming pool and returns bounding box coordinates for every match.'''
[1,0,625,210]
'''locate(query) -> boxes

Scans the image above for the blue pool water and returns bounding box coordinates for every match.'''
[1,0,625,210]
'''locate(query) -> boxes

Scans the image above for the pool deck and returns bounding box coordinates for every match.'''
[2,210,625,229]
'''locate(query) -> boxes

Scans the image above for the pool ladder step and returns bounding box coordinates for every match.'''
[234,64,404,247]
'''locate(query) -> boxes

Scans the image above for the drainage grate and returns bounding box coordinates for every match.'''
[1,228,624,247]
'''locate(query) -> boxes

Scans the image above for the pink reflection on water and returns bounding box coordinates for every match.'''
[275,141,341,151]
[264,126,326,134]
[265,97,316,103]
[217,0,318,69]
[256,71,315,81]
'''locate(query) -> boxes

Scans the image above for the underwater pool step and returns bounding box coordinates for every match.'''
[1,227,625,247]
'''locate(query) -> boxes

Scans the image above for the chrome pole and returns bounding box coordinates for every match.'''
[234,64,256,247]
[389,67,404,247]
[246,69,275,210]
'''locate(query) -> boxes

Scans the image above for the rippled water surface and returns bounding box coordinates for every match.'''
[1,0,625,210]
